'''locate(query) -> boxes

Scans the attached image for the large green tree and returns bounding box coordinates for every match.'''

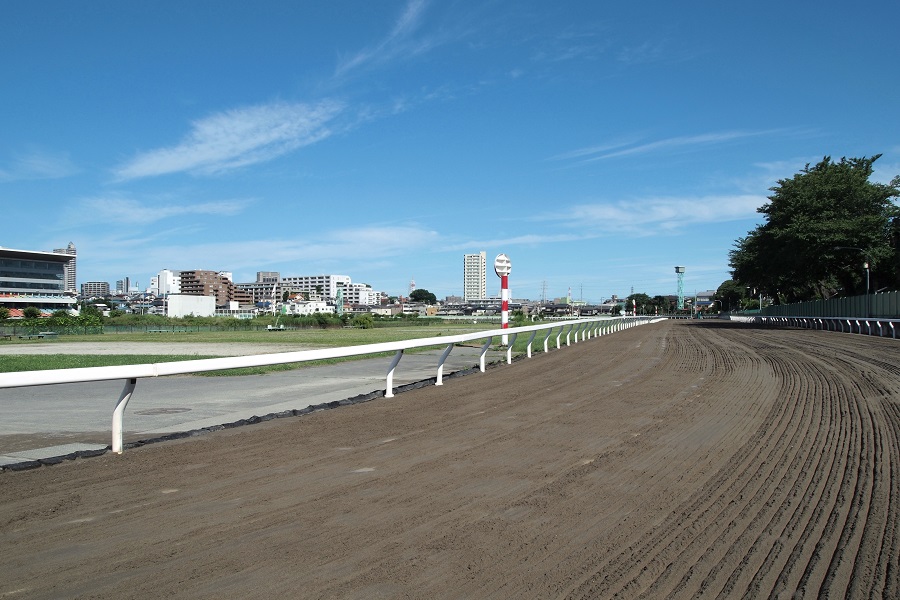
[626,293,653,314]
[409,289,437,305]
[730,156,898,303]
[715,280,747,312]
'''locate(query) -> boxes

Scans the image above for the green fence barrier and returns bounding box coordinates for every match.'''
[759,291,899,319]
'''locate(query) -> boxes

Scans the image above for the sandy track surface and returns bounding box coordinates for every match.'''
[1,320,897,598]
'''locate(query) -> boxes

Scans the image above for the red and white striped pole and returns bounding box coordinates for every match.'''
[494,253,512,345]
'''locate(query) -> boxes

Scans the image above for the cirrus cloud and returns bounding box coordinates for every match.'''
[114,100,345,180]
[73,195,253,225]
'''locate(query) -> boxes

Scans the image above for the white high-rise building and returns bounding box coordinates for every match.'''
[53,242,77,293]
[150,269,181,297]
[463,251,486,301]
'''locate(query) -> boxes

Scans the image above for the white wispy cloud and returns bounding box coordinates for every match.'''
[530,24,613,64]
[0,150,79,181]
[335,0,433,77]
[445,233,585,252]
[536,194,767,234]
[72,196,252,225]
[113,100,345,180]
[553,130,784,165]
[616,40,668,65]
[79,224,441,283]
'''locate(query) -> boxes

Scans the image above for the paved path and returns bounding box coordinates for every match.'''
[0,344,503,459]
[1,320,898,598]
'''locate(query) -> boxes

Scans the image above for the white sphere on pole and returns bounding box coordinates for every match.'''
[494,253,511,277]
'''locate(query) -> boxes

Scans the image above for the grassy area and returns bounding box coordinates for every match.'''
[0,355,222,372]
[7,324,494,347]
[0,324,500,375]
[0,353,414,376]
[0,322,610,375]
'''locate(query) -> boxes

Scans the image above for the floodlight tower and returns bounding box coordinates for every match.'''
[675,266,686,310]
[335,287,344,317]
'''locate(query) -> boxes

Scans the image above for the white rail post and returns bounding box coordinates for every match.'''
[506,332,517,364]
[435,343,454,386]
[112,378,137,454]
[526,330,537,358]
[543,327,553,353]
[384,350,404,398]
[479,337,492,372]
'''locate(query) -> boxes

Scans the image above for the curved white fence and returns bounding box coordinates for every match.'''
[0,316,661,453]
[729,314,900,338]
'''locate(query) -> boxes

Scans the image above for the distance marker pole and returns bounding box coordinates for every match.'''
[494,253,512,346]
[501,274,509,345]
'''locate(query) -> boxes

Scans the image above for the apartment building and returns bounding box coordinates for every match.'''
[463,251,487,301]
[178,270,252,307]
[340,281,377,305]
[235,272,281,304]
[81,281,110,297]
[280,274,351,301]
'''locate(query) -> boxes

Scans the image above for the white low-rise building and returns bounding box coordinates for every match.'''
[166,294,215,318]
[372,305,401,317]
[284,300,334,316]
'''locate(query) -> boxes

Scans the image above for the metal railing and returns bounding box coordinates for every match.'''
[0,316,660,454]
[730,315,900,338]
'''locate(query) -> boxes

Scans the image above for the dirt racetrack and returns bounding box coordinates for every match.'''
[1,319,898,599]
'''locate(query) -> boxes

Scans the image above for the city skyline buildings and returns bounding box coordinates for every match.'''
[5,238,709,306]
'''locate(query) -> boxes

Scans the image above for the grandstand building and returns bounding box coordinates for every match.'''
[0,246,77,311]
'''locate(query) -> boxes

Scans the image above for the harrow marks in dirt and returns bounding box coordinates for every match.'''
[0,320,898,599]
[563,323,900,599]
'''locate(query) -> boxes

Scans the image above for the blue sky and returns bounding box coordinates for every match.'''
[2,1,898,302]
